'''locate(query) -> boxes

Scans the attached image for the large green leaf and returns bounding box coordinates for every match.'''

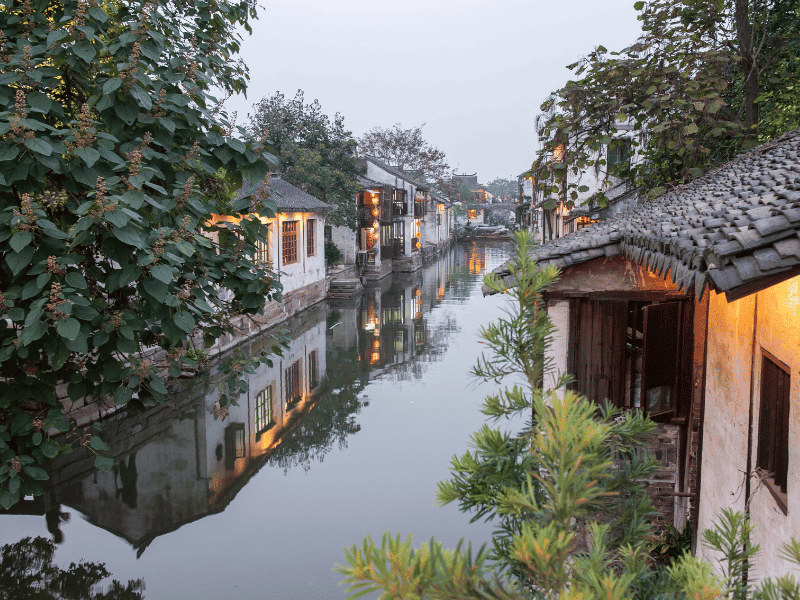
[173,310,195,333]
[73,40,97,62]
[9,232,33,253]
[56,318,80,341]
[23,138,53,156]
[150,264,174,284]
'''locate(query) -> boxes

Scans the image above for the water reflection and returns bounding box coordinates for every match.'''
[1,241,512,599]
[0,536,144,599]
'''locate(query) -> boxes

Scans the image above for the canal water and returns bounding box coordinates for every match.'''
[1,241,515,599]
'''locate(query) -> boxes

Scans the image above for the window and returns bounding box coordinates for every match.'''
[306,219,316,256]
[254,237,269,265]
[568,298,690,419]
[607,140,630,172]
[308,350,319,389]
[224,423,245,470]
[757,352,790,506]
[254,385,273,434]
[282,221,298,264]
[284,359,301,408]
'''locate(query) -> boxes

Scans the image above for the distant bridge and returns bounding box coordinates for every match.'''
[475,203,521,211]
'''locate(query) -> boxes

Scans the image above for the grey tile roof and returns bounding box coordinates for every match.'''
[237,176,336,213]
[364,156,430,190]
[489,128,800,301]
[358,175,385,189]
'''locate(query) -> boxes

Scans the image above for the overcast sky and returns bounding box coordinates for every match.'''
[225,0,643,183]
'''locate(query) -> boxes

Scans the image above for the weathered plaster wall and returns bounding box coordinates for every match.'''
[696,290,754,567]
[697,276,800,582]
[546,255,679,294]
[546,299,570,393]
[331,224,356,265]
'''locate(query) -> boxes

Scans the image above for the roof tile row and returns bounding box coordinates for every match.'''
[490,128,800,300]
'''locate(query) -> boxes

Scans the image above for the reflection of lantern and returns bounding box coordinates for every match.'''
[370,352,380,364]
[415,232,421,238]
[416,240,421,248]
[371,194,379,205]
[372,220,379,229]
[416,289,421,296]
[371,207,379,217]
[372,339,380,350]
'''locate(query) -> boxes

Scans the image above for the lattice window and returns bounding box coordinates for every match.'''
[306,219,316,256]
[254,385,273,433]
[308,350,319,389]
[282,221,298,264]
[757,352,790,504]
[284,359,301,407]
[254,236,269,265]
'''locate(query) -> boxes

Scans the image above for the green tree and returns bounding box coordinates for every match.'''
[534,0,800,208]
[0,536,145,599]
[358,123,451,194]
[247,90,361,229]
[485,177,518,200]
[0,0,278,508]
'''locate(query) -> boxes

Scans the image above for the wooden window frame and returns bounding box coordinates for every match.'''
[284,359,302,409]
[254,235,269,265]
[254,385,274,436]
[308,350,319,390]
[306,218,316,257]
[757,349,790,513]
[282,220,298,265]
[566,296,692,421]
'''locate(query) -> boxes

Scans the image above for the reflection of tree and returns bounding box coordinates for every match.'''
[268,344,368,473]
[0,537,144,599]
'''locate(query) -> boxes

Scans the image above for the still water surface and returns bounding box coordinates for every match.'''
[1,241,515,599]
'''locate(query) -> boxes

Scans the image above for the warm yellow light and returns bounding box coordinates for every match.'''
[372,339,380,350]
[371,207,379,217]
[373,220,379,229]
[371,193,379,205]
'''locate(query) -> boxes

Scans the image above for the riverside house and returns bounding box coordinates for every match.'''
[212,175,334,350]
[330,160,455,278]
[490,129,800,582]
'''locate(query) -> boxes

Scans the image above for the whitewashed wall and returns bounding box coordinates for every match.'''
[697,276,800,582]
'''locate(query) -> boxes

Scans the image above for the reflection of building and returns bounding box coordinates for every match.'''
[347,248,459,380]
[8,246,474,555]
[24,304,330,555]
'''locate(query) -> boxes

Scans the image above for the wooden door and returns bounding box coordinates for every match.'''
[568,298,628,408]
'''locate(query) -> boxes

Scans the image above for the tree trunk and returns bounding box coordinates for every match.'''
[736,0,759,139]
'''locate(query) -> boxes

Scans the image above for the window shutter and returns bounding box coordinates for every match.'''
[641,302,682,419]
